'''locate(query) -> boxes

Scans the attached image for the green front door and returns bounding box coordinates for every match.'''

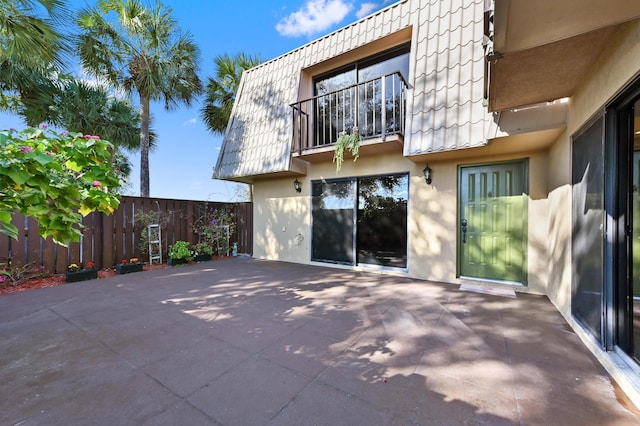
[459,161,528,283]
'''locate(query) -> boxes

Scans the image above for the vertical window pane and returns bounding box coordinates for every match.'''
[631,99,640,360]
[357,175,408,268]
[311,180,356,264]
[572,116,605,342]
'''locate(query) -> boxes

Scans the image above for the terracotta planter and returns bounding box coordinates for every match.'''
[167,257,189,266]
[116,263,143,274]
[65,269,98,283]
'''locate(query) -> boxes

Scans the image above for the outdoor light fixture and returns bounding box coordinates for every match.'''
[423,165,432,185]
[294,178,302,193]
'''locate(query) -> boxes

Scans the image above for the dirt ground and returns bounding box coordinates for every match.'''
[0,263,168,295]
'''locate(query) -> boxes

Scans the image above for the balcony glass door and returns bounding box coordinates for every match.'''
[315,69,357,147]
[312,45,409,146]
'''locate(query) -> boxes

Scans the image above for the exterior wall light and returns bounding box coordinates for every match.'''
[294,178,302,193]
[423,165,432,185]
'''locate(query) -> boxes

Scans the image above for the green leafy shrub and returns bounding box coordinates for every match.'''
[192,242,214,256]
[0,127,121,245]
[168,241,193,261]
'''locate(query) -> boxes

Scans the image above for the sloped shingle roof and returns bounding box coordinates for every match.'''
[214,0,488,180]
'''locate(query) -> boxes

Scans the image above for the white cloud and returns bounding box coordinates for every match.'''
[276,0,353,37]
[356,2,378,19]
[183,118,197,126]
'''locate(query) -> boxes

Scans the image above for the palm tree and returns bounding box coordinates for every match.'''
[0,0,70,111]
[76,0,202,197]
[201,52,261,135]
[16,73,155,183]
[53,77,155,152]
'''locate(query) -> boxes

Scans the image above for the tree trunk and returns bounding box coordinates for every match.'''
[139,95,150,197]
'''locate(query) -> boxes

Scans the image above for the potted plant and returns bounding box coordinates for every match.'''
[168,241,193,265]
[192,242,213,262]
[333,127,362,171]
[65,261,98,283]
[116,258,143,274]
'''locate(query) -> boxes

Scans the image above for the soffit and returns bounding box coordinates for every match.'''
[488,0,640,112]
[493,0,640,54]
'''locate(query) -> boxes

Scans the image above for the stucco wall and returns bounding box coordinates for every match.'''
[545,19,640,317]
[253,147,551,293]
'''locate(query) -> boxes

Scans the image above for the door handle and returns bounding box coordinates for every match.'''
[461,219,468,244]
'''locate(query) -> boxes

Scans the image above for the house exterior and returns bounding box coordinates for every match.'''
[214,0,640,406]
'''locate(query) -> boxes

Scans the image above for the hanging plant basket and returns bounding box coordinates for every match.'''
[116,263,144,274]
[65,269,98,283]
[333,128,362,172]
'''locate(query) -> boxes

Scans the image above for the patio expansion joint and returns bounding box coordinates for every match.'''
[264,295,417,423]
[265,314,397,424]
[43,305,219,423]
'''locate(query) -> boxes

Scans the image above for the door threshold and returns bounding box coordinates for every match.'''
[460,276,524,286]
[458,276,537,294]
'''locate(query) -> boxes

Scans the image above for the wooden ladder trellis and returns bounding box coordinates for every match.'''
[148,224,162,265]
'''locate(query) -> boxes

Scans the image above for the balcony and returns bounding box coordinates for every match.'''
[291,71,408,162]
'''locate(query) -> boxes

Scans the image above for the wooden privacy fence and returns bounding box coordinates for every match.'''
[0,196,253,275]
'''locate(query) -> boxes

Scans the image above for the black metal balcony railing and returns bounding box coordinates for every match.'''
[291,71,408,154]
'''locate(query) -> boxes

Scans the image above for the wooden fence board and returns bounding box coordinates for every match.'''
[11,214,26,267]
[101,213,114,269]
[42,237,56,275]
[3,196,253,274]
[114,198,125,264]
[26,216,40,264]
[82,215,93,265]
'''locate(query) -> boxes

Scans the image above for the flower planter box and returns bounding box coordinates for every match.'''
[116,263,143,274]
[167,257,189,266]
[193,254,212,262]
[65,269,98,283]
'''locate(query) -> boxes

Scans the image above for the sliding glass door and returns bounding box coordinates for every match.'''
[311,174,408,268]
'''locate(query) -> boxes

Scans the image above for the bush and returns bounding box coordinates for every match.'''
[0,127,121,245]
[0,261,46,286]
[193,208,235,256]
[168,241,193,261]
[192,242,214,256]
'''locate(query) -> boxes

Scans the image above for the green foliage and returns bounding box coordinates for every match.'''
[0,0,70,72]
[192,242,214,256]
[193,208,236,256]
[168,240,193,261]
[0,261,46,287]
[333,128,362,172]
[134,208,173,255]
[0,127,121,245]
[76,0,202,197]
[201,52,262,135]
[12,71,153,184]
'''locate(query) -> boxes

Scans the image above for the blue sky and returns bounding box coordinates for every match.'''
[1,0,394,201]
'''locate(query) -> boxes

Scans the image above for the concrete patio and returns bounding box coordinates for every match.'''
[1,257,638,425]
